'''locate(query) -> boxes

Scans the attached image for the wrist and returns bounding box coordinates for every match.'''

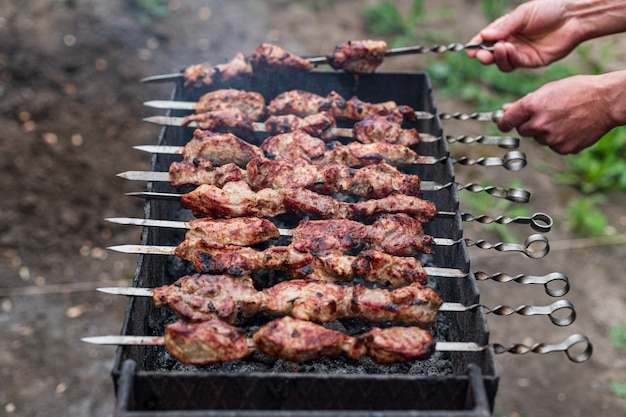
[567,0,626,40]
[599,70,626,128]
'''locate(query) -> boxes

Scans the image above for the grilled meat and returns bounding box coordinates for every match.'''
[248,43,314,74]
[182,109,256,137]
[183,52,252,89]
[179,181,437,222]
[170,153,423,199]
[181,130,264,168]
[165,318,252,364]
[268,90,411,120]
[180,129,422,170]
[353,113,420,147]
[327,40,387,74]
[194,89,267,120]
[153,274,441,327]
[164,316,435,365]
[263,112,336,140]
[174,235,428,287]
[176,215,433,255]
[245,157,421,199]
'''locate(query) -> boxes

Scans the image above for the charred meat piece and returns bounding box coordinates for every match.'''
[182,109,256,137]
[353,113,420,147]
[152,274,441,327]
[267,90,328,116]
[153,274,260,323]
[361,324,436,364]
[326,40,387,74]
[263,112,336,140]
[184,217,280,246]
[248,43,314,74]
[252,316,365,362]
[183,52,253,89]
[181,130,264,168]
[164,318,252,364]
[194,89,267,120]
[169,159,245,188]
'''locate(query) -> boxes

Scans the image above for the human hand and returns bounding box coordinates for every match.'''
[496,74,620,154]
[466,0,586,71]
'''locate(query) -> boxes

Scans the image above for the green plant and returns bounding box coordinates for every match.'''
[610,324,626,348]
[129,0,168,19]
[566,194,609,237]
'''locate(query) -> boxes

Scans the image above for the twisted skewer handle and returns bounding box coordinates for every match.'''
[456,300,576,326]
[439,110,504,122]
[473,271,570,297]
[463,233,550,259]
[451,151,527,171]
[461,212,553,233]
[383,41,495,56]
[443,134,520,148]
[492,334,592,363]
[431,182,531,203]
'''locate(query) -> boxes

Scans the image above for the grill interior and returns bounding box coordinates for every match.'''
[112,71,500,415]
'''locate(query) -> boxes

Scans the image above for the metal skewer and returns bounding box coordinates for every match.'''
[105,217,550,258]
[81,333,592,363]
[140,42,495,84]
[97,286,575,327]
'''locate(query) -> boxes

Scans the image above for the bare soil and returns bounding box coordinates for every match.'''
[1,1,625,416]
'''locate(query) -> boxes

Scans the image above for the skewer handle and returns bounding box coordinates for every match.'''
[443,300,575,327]
[463,233,550,259]
[473,271,569,297]
[461,212,553,233]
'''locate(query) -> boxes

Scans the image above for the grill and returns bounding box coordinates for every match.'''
[111,71,499,415]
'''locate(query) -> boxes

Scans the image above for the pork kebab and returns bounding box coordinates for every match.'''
[84,316,436,365]
[100,273,442,328]
[142,39,494,87]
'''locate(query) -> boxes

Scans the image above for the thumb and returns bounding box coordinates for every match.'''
[480,10,527,41]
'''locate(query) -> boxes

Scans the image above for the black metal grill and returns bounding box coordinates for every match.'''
[112,71,500,415]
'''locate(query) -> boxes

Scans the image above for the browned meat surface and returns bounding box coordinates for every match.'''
[164,318,252,365]
[181,130,264,168]
[353,113,420,147]
[183,52,253,89]
[242,157,422,199]
[162,317,435,365]
[291,214,434,256]
[326,40,387,74]
[152,275,440,326]
[361,325,435,364]
[267,90,328,116]
[174,239,427,287]
[186,217,280,246]
[194,89,267,120]
[248,43,314,74]
[181,108,256,137]
[179,181,436,222]
[153,274,260,323]
[263,112,336,140]
[253,316,365,362]
[180,181,286,218]
[260,130,328,161]
[169,159,246,188]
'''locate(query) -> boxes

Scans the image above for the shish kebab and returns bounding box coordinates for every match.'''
[146,89,504,125]
[99,273,576,327]
[83,317,593,365]
[145,88,506,137]
[107,214,550,263]
[141,111,525,170]
[141,40,495,86]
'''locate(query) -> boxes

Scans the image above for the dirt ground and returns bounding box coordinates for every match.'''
[1,1,625,416]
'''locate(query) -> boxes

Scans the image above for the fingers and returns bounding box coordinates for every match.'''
[497,100,530,133]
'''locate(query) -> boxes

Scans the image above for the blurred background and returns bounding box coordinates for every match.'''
[1,1,625,416]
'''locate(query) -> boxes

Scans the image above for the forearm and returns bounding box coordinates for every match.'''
[567,0,626,41]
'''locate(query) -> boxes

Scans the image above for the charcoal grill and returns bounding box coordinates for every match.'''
[111,71,500,415]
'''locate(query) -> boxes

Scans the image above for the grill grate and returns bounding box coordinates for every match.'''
[112,71,499,415]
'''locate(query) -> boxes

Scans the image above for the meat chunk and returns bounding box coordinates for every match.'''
[327,40,387,74]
